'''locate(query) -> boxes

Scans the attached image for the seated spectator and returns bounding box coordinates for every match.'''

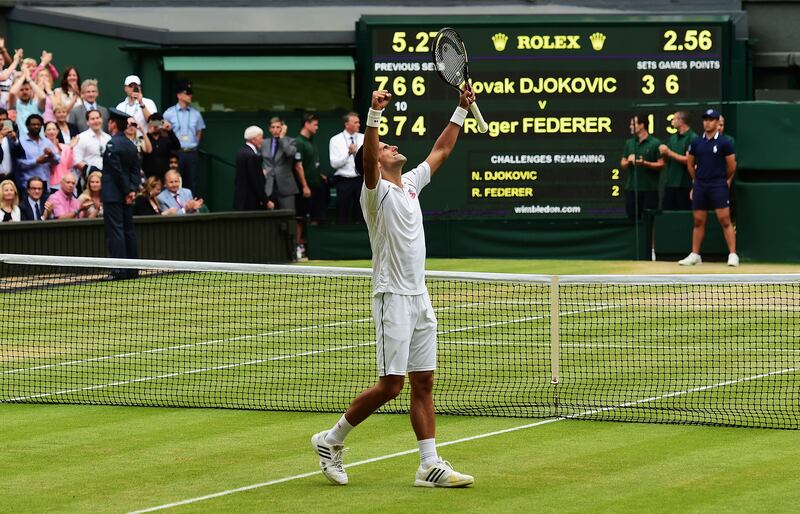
[76,170,103,218]
[8,67,46,136]
[0,178,20,221]
[43,121,77,193]
[157,169,203,214]
[68,79,109,132]
[53,103,79,144]
[42,173,80,219]
[34,68,56,123]
[19,176,46,221]
[0,110,25,181]
[18,114,59,196]
[73,109,110,184]
[141,113,180,181]
[116,75,157,132]
[53,66,81,114]
[134,176,177,216]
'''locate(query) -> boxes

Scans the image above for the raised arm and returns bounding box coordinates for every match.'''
[363,90,392,189]
[424,88,475,176]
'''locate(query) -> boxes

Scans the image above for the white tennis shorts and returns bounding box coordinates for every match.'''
[372,291,437,376]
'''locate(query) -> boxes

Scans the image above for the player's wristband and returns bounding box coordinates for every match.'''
[366,108,383,128]
[450,107,468,127]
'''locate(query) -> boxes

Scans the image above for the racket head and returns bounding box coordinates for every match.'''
[432,27,470,90]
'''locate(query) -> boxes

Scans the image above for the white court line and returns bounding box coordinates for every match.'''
[128,365,797,514]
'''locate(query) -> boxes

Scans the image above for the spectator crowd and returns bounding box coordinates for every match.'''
[0,39,370,261]
[0,40,208,226]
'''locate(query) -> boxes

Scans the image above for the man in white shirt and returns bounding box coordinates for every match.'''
[328,112,364,223]
[311,88,476,488]
[115,75,157,135]
[73,109,111,180]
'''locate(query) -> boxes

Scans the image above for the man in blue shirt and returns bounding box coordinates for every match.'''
[18,114,60,197]
[163,81,205,195]
[679,108,739,267]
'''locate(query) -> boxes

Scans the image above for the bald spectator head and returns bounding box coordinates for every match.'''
[61,173,77,196]
[164,170,182,194]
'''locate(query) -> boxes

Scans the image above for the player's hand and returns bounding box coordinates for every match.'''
[371,90,391,110]
[458,87,475,109]
[280,123,288,138]
[266,200,275,210]
[303,185,311,198]
[658,144,668,156]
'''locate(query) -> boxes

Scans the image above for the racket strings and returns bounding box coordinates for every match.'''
[434,32,468,87]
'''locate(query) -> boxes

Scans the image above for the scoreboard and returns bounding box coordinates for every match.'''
[356,16,736,218]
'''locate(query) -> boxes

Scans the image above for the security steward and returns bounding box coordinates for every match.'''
[102,108,141,279]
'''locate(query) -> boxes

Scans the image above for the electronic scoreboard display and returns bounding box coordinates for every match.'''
[356,16,735,218]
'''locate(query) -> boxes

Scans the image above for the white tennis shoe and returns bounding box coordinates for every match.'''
[414,458,474,488]
[678,252,702,266]
[311,431,348,485]
[727,253,740,267]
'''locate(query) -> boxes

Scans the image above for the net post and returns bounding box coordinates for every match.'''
[550,275,560,385]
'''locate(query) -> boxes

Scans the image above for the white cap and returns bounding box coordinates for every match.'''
[244,125,263,141]
[124,75,141,86]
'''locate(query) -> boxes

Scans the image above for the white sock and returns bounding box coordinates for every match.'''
[418,438,438,468]
[324,414,353,445]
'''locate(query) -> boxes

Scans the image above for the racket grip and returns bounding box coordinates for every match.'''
[469,102,489,133]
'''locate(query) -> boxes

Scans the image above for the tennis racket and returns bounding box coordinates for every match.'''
[432,27,489,133]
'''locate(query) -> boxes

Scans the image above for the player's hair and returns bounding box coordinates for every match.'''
[303,113,319,125]
[632,113,647,127]
[343,112,359,125]
[354,145,365,176]
[269,116,282,125]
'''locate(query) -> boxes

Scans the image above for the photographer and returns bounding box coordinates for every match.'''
[141,112,180,181]
[115,75,157,135]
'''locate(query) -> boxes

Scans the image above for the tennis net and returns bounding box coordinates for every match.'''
[1,254,799,429]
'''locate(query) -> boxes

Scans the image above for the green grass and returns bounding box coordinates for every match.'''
[2,259,800,512]
[2,405,800,513]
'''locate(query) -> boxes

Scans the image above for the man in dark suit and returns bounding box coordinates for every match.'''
[19,177,47,221]
[234,125,272,211]
[262,116,301,212]
[102,108,140,279]
[68,79,109,132]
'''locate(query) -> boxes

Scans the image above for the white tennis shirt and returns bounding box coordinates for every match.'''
[361,161,431,296]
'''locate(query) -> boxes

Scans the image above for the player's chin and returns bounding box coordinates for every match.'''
[395,153,407,164]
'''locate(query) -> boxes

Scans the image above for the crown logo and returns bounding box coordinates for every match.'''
[492,33,509,52]
[590,32,606,51]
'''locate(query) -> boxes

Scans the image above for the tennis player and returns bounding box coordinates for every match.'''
[312,88,475,487]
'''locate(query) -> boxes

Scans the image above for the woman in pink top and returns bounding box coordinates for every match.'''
[44,121,77,192]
